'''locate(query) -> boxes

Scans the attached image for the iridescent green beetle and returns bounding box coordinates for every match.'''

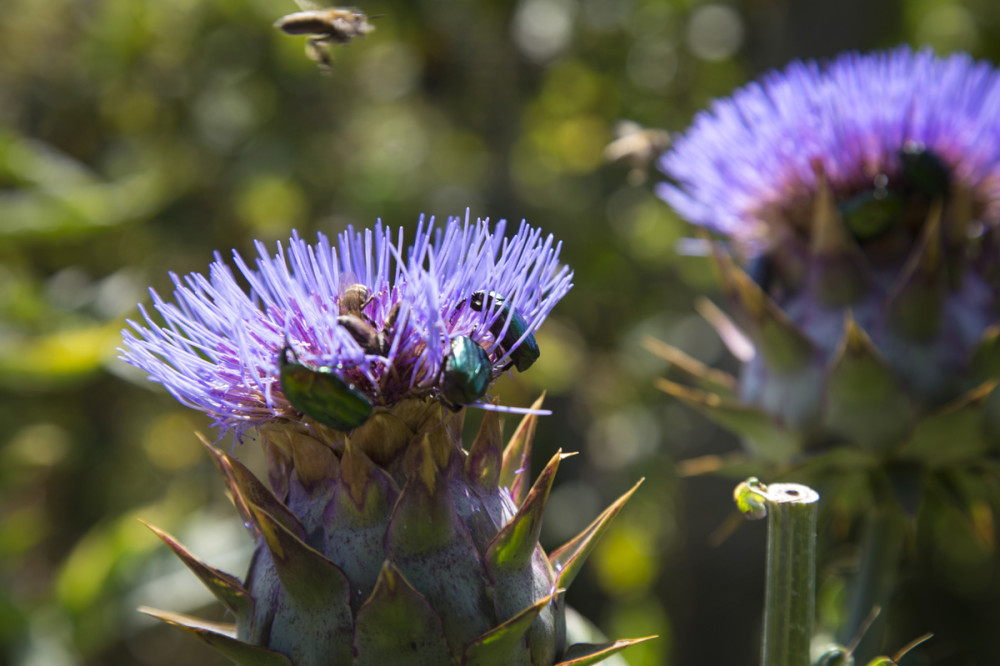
[840,144,950,242]
[440,335,493,409]
[899,142,950,201]
[839,185,903,241]
[469,290,540,372]
[278,347,373,430]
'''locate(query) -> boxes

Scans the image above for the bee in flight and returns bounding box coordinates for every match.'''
[604,120,671,185]
[274,2,375,70]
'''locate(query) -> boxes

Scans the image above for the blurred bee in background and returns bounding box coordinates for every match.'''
[604,120,671,185]
[274,3,375,70]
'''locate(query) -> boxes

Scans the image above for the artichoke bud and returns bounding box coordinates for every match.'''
[124,219,653,663]
[142,402,653,665]
[656,49,1000,474]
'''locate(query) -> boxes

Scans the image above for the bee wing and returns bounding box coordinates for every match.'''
[612,119,644,138]
[294,0,323,10]
[604,123,671,163]
[338,270,363,293]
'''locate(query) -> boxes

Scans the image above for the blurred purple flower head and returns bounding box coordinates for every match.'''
[121,214,572,438]
[651,46,1000,453]
[658,47,1000,249]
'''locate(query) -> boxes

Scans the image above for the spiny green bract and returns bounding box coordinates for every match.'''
[141,399,652,665]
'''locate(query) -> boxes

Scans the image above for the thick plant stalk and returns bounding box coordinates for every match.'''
[840,505,903,661]
[761,483,819,666]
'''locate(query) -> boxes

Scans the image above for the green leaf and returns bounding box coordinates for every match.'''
[464,590,560,666]
[353,562,452,666]
[897,385,993,466]
[824,316,914,453]
[140,521,252,620]
[550,479,644,588]
[139,607,292,666]
[656,379,799,464]
[556,636,659,666]
[500,396,544,503]
[248,505,354,665]
[385,441,493,656]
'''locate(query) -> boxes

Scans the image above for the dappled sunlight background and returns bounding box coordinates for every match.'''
[1,0,997,664]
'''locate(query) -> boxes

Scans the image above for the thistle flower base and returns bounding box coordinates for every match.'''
[142,404,652,665]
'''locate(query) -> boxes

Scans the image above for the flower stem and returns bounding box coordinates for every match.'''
[761,483,819,666]
[839,505,903,661]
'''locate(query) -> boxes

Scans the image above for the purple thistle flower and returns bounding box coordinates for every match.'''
[658,47,1000,249]
[121,214,573,439]
[651,45,1000,455]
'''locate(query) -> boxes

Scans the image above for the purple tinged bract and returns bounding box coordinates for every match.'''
[121,214,573,438]
[658,47,1000,246]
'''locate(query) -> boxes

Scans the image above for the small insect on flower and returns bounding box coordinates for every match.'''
[278,346,374,430]
[898,142,951,202]
[840,143,953,242]
[838,173,901,242]
[439,335,493,409]
[274,2,375,69]
[470,290,540,372]
[337,277,374,316]
[337,314,390,355]
[121,216,573,438]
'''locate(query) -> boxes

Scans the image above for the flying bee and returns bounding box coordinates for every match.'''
[274,4,375,43]
[604,120,671,185]
[274,3,375,70]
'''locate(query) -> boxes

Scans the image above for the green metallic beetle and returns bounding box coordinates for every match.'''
[439,335,493,409]
[469,290,540,372]
[839,186,903,241]
[899,142,950,201]
[278,347,374,430]
[840,144,950,242]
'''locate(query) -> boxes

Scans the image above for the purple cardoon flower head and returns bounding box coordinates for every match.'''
[127,216,649,666]
[121,214,573,439]
[650,46,1000,459]
[658,47,1000,250]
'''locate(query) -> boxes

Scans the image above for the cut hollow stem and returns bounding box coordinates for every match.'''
[761,483,819,666]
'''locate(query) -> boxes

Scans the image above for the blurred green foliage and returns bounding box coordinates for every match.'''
[3,0,1000,664]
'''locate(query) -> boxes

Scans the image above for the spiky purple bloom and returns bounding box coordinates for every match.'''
[658,47,1000,247]
[126,215,649,665]
[652,45,1000,441]
[121,214,573,438]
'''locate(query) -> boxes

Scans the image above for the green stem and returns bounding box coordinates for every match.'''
[761,483,819,666]
[839,505,903,661]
